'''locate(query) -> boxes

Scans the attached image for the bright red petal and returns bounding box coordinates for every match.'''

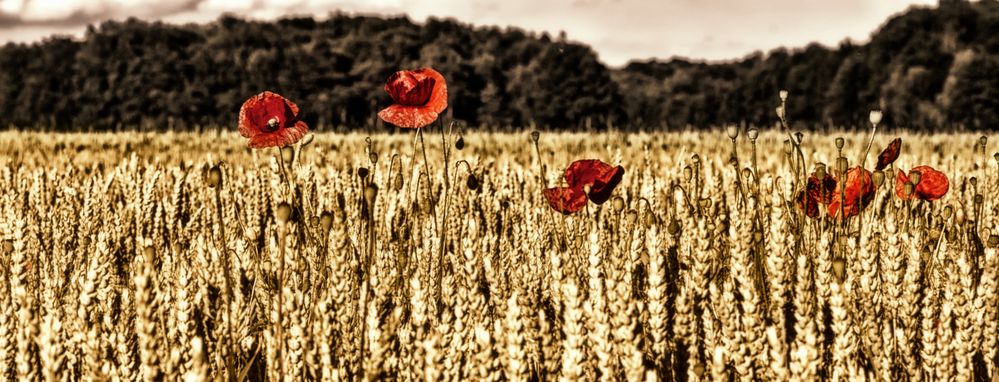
[564,159,625,204]
[895,169,912,200]
[239,91,300,139]
[247,120,308,149]
[544,187,587,214]
[897,165,948,201]
[829,166,875,219]
[378,104,440,129]
[875,138,902,171]
[416,67,448,114]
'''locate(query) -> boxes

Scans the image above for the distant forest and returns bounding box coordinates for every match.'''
[1,0,999,131]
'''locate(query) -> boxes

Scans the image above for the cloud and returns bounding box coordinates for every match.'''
[0,0,937,65]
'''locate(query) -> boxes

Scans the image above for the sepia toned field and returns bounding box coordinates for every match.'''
[0,129,996,381]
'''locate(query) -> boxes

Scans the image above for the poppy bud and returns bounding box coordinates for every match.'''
[726,125,739,140]
[320,211,333,232]
[2,240,12,253]
[908,170,921,185]
[364,184,378,206]
[667,219,681,235]
[979,135,987,148]
[466,174,479,190]
[903,182,915,198]
[310,216,319,228]
[872,170,884,187]
[835,137,845,150]
[742,168,753,181]
[683,166,693,182]
[779,89,789,102]
[974,194,984,206]
[530,130,540,143]
[625,210,638,225]
[776,106,785,120]
[869,110,883,125]
[942,205,953,220]
[970,177,978,188]
[832,257,846,282]
[276,202,292,223]
[369,152,378,165]
[815,163,827,179]
[612,197,625,212]
[988,235,999,248]
[357,167,369,179]
[205,165,222,189]
[393,173,404,191]
[836,157,849,175]
[691,154,701,165]
[794,131,803,145]
[747,128,759,141]
[455,136,465,150]
[281,146,294,165]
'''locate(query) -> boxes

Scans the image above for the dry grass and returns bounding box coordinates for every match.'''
[0,129,996,381]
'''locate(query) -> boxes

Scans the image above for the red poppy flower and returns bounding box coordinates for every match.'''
[796,172,836,218]
[377,68,448,129]
[543,159,625,214]
[238,91,309,149]
[875,138,901,171]
[828,166,876,218]
[895,165,948,201]
[543,187,588,214]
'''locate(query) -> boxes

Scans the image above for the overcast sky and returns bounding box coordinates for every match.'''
[0,0,937,66]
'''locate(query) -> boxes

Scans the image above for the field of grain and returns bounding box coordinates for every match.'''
[0,129,996,381]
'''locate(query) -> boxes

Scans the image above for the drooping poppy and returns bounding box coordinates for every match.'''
[377,68,448,129]
[895,165,948,201]
[238,91,309,149]
[828,166,876,218]
[796,172,837,218]
[875,138,901,171]
[543,159,625,214]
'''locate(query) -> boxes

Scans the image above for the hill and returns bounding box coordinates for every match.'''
[1,0,998,131]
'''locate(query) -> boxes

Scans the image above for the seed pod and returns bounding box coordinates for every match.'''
[742,168,753,181]
[832,257,846,282]
[779,89,789,102]
[942,205,953,219]
[691,154,701,165]
[815,163,827,180]
[683,166,693,182]
[364,184,378,206]
[625,209,638,225]
[205,164,222,189]
[393,173,404,191]
[369,151,378,165]
[836,157,849,174]
[455,136,465,150]
[612,196,625,213]
[310,216,319,228]
[974,194,984,205]
[903,182,915,198]
[869,110,883,125]
[872,170,884,187]
[908,170,921,185]
[726,125,739,140]
[276,202,292,223]
[530,130,540,143]
[357,167,369,179]
[980,135,988,148]
[281,146,294,165]
[988,235,999,248]
[970,177,978,188]
[143,246,155,261]
[835,137,845,150]
[667,220,681,235]
[466,174,479,190]
[320,211,333,232]
[747,128,759,141]
[692,363,706,379]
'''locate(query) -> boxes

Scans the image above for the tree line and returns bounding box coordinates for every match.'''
[1,0,997,131]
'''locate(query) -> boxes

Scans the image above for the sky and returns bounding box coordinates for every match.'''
[0,0,938,66]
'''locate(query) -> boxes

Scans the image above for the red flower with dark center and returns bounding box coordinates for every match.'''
[238,91,309,149]
[896,165,949,201]
[875,137,901,171]
[378,68,448,129]
[828,166,876,218]
[796,172,836,218]
[544,159,625,214]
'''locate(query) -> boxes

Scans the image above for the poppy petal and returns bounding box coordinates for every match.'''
[896,165,948,201]
[247,120,309,149]
[378,104,440,129]
[544,186,587,214]
[417,68,448,114]
[828,166,875,218]
[564,159,625,204]
[875,138,901,171]
[239,91,300,139]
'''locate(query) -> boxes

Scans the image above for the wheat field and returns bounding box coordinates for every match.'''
[0,129,996,381]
